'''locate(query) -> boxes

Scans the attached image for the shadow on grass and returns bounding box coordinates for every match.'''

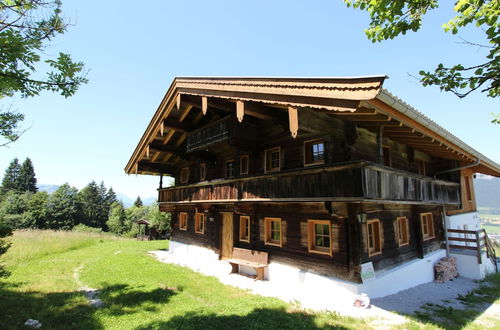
[134,309,351,330]
[0,282,178,330]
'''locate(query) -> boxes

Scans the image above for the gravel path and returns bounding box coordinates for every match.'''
[371,276,480,315]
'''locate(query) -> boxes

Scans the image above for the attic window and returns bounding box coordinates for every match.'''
[180,167,189,184]
[304,139,325,165]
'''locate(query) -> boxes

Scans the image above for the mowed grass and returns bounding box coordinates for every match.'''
[0,230,367,330]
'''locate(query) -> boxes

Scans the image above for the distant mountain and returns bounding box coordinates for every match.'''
[38,184,156,207]
[474,177,500,209]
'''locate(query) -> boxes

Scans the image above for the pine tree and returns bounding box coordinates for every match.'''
[18,158,37,192]
[77,181,101,228]
[45,184,79,230]
[1,158,21,192]
[134,196,143,208]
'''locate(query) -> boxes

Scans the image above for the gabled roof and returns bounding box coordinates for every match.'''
[125,76,500,177]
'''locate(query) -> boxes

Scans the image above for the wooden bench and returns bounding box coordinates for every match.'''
[227,247,268,280]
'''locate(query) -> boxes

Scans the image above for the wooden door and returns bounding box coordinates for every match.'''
[221,212,233,259]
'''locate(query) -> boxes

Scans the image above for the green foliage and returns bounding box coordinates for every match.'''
[146,204,171,232]
[106,201,127,235]
[77,181,116,230]
[344,0,499,98]
[72,223,103,233]
[134,196,143,208]
[1,158,20,192]
[0,0,88,145]
[17,158,37,193]
[45,183,79,230]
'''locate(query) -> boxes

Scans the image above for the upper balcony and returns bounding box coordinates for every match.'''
[158,161,461,205]
[186,116,257,153]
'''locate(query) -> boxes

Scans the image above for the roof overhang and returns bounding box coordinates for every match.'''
[125,76,500,177]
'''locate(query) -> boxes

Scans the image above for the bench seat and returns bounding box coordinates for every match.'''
[226,247,268,280]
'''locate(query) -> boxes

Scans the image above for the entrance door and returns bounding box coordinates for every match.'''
[221,212,233,259]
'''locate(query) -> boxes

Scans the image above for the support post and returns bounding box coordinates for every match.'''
[159,174,163,189]
[475,231,482,264]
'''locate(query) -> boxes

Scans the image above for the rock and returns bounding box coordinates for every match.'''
[89,298,104,308]
[24,319,42,328]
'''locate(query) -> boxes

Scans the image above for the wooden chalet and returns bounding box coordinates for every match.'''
[125,76,499,292]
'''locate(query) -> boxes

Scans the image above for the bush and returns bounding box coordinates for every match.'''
[72,224,103,233]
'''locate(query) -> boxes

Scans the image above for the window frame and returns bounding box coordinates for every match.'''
[304,139,325,166]
[396,217,410,247]
[307,219,332,256]
[416,158,426,176]
[199,163,206,181]
[420,212,435,240]
[264,217,282,247]
[264,147,281,173]
[180,167,189,184]
[224,159,235,178]
[179,212,188,231]
[239,216,250,242]
[194,213,205,234]
[240,155,249,175]
[367,219,382,257]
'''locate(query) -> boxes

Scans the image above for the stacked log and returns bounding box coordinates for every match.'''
[434,257,458,283]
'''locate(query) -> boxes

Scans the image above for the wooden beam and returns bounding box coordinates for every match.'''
[202,96,208,115]
[138,161,175,174]
[163,118,193,133]
[236,100,244,122]
[332,107,376,115]
[177,93,181,110]
[179,105,193,122]
[149,142,185,155]
[334,114,390,121]
[288,107,298,138]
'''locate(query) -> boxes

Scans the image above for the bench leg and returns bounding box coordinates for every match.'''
[255,267,265,280]
[229,263,239,274]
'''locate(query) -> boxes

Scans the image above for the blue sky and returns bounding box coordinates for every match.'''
[1,0,498,199]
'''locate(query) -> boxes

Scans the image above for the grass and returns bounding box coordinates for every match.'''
[481,224,500,235]
[1,230,499,330]
[0,230,367,330]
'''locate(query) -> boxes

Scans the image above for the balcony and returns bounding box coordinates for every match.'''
[158,162,461,205]
[186,116,257,153]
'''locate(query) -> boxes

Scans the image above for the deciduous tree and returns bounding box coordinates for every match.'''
[344,0,499,99]
[45,183,78,229]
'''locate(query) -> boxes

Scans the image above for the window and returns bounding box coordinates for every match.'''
[417,159,426,176]
[396,217,409,246]
[240,155,249,175]
[420,213,435,240]
[239,216,250,242]
[367,219,382,256]
[195,213,205,234]
[264,217,282,247]
[199,163,206,181]
[224,159,235,178]
[265,147,280,172]
[307,220,332,255]
[180,167,189,184]
[304,139,325,165]
[465,175,472,201]
[382,146,391,167]
[179,212,188,231]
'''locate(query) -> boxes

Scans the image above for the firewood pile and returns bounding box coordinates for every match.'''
[434,257,458,283]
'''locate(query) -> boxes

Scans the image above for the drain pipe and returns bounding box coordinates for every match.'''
[433,158,480,179]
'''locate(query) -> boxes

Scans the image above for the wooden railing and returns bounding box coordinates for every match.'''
[159,162,460,205]
[187,116,231,152]
[447,228,498,271]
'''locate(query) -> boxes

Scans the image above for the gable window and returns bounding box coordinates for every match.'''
[420,213,435,240]
[199,163,206,181]
[396,217,409,246]
[239,216,250,242]
[195,213,205,234]
[304,139,325,165]
[307,220,332,256]
[224,159,235,178]
[264,217,282,247]
[240,155,249,175]
[179,212,188,231]
[265,147,280,172]
[180,167,189,184]
[417,159,426,176]
[367,219,382,256]
[382,146,391,167]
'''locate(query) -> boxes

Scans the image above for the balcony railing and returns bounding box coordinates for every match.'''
[158,162,460,205]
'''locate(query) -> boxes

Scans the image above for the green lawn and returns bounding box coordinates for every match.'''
[0,230,366,330]
[0,230,498,330]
